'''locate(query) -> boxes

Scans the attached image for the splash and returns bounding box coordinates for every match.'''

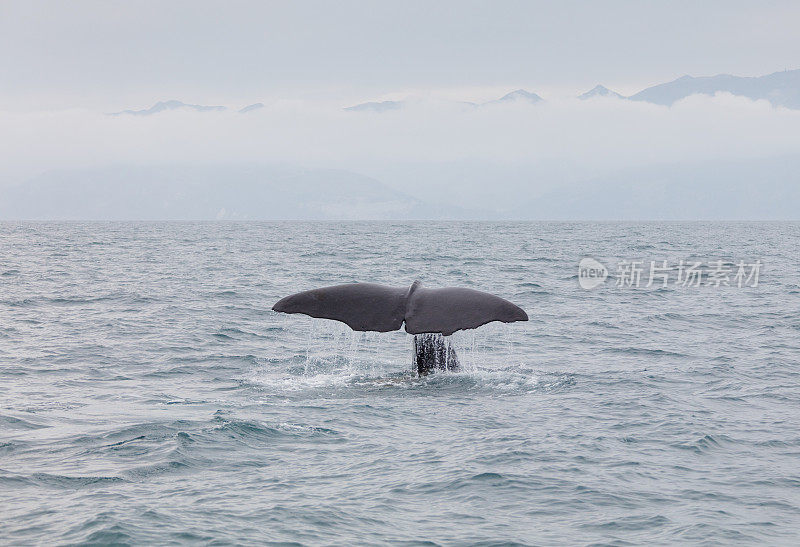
[246,318,544,395]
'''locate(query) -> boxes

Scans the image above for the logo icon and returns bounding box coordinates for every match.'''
[578,257,608,289]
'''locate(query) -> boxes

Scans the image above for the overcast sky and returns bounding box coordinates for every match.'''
[1,0,799,108]
[2,0,800,219]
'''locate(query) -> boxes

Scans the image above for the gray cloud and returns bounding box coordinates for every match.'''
[2,94,799,204]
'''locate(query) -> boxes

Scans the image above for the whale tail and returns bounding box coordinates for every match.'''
[273,280,526,375]
[272,280,527,336]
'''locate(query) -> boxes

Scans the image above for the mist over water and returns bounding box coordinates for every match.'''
[2,221,799,544]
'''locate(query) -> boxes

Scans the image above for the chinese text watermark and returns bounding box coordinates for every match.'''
[579,258,761,289]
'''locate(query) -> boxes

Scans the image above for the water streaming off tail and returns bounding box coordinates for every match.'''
[248,314,536,394]
[298,318,523,374]
[300,318,409,376]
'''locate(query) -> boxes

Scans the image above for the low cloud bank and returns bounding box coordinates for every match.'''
[1,94,799,215]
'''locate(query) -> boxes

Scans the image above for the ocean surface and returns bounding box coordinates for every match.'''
[1,221,799,545]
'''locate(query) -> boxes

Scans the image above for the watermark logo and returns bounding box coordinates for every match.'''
[578,257,608,289]
[578,258,762,289]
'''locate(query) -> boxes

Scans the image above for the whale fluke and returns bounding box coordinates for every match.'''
[272,281,527,336]
[404,284,528,336]
[272,282,407,333]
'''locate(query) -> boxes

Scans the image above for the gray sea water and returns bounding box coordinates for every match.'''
[1,221,799,545]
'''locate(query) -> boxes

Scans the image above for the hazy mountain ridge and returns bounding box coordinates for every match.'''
[344,100,404,112]
[111,100,269,116]
[483,89,543,105]
[342,69,800,111]
[579,85,624,99]
[515,155,800,220]
[20,68,800,220]
[344,89,544,112]
[108,69,800,116]
[238,103,264,113]
[4,157,799,220]
[629,69,800,108]
[110,100,228,116]
[0,165,481,220]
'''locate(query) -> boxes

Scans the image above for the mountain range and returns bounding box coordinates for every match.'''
[481,89,544,105]
[344,68,800,111]
[513,155,800,220]
[578,85,624,100]
[0,165,478,220]
[343,88,544,112]
[110,100,227,116]
[109,69,800,116]
[627,69,800,108]
[110,100,265,116]
[343,100,404,113]
[9,67,800,220]
[4,155,799,220]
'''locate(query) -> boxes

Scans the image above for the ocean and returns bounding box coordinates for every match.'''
[1,221,799,545]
